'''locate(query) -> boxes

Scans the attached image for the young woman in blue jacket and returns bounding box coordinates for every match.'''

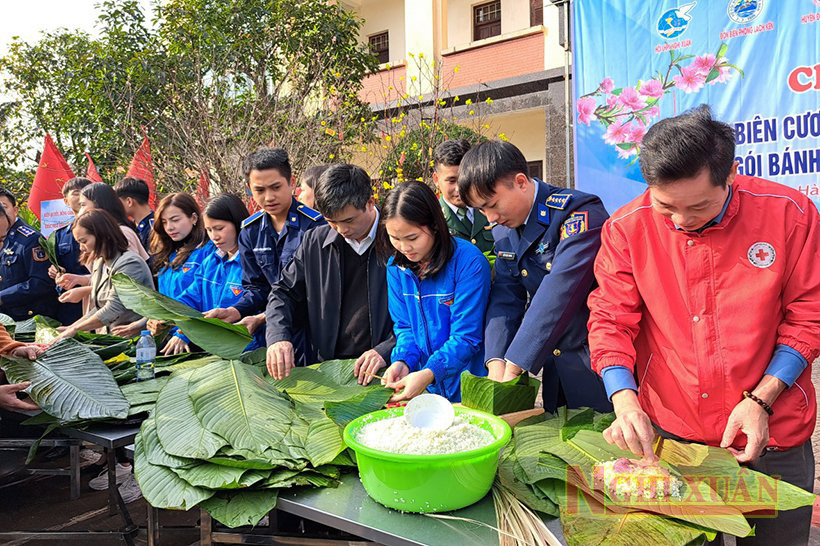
[166,194,257,354]
[150,193,214,355]
[375,181,490,402]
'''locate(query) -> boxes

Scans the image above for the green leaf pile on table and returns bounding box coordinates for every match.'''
[496,407,817,546]
[135,358,392,527]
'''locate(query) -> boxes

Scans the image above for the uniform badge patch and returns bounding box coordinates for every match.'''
[32,247,47,262]
[438,296,454,306]
[546,193,571,210]
[560,211,588,240]
[497,250,516,260]
[536,242,549,255]
[747,242,775,268]
[17,225,34,237]
[229,284,243,296]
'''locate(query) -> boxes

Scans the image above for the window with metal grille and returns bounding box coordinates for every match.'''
[369,31,389,64]
[527,160,543,180]
[473,1,501,41]
[530,0,543,26]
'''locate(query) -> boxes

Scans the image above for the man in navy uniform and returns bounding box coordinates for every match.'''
[0,187,59,321]
[49,177,92,324]
[457,141,611,412]
[205,148,325,350]
[115,177,154,253]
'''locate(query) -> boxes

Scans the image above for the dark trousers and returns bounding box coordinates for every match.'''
[713,441,814,546]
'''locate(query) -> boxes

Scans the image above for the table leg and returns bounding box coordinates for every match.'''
[69,443,80,500]
[147,506,159,546]
[201,509,213,546]
[106,447,118,515]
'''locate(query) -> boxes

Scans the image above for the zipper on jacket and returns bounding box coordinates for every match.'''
[411,274,434,355]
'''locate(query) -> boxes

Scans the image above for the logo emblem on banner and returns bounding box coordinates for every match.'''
[747,242,775,268]
[657,2,697,39]
[727,0,763,24]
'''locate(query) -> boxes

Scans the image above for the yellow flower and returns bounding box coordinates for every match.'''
[469,109,475,116]
[328,153,335,159]
[454,65,460,73]
[325,128,336,137]
[320,120,326,126]
[383,181,392,189]
[498,132,509,141]
[384,135,392,141]
[360,117,365,122]
[418,52,425,59]
[408,52,415,58]
[453,95,460,103]
[360,145,368,152]
[438,99,446,106]
[482,124,490,129]
[418,95,423,100]
[388,85,394,90]
[385,63,391,70]
[399,129,406,138]
[411,75,417,82]
[465,98,473,106]
[415,177,423,182]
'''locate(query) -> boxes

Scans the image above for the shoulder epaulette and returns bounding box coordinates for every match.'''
[16,224,35,238]
[546,192,572,210]
[241,211,264,228]
[297,204,323,222]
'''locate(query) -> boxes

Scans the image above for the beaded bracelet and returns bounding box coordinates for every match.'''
[742,390,774,416]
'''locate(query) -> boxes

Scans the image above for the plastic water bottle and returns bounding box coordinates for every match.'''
[135,330,156,382]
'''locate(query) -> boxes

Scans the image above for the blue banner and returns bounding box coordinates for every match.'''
[572,0,820,213]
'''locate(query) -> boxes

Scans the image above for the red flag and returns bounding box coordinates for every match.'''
[85,152,103,183]
[126,134,157,208]
[246,193,260,214]
[28,134,76,219]
[195,170,210,209]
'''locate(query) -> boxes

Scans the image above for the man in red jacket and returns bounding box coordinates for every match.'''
[588,105,819,545]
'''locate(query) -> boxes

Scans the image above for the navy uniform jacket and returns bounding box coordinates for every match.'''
[486,178,612,413]
[136,211,154,253]
[53,221,89,324]
[235,198,325,317]
[0,219,59,321]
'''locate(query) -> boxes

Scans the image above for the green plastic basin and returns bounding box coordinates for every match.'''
[343,405,512,513]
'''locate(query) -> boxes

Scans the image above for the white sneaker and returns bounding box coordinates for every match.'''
[88,463,132,491]
[118,474,143,504]
[79,448,103,465]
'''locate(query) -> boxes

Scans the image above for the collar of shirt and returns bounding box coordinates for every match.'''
[216,248,241,262]
[518,180,540,229]
[674,184,733,233]
[344,208,380,255]
[443,198,475,224]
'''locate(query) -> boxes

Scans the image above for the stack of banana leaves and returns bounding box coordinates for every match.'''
[495,407,817,546]
[0,276,397,528]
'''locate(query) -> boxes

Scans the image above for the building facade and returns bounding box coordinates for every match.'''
[343,0,573,186]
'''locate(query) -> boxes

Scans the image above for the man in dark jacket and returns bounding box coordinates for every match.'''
[265,164,395,380]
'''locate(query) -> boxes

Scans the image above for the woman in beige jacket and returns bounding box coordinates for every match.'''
[56,209,153,339]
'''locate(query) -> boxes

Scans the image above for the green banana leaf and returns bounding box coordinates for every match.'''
[171,463,269,490]
[34,316,61,344]
[13,315,60,342]
[1,338,129,422]
[112,274,252,359]
[460,371,541,415]
[38,233,61,271]
[141,417,197,470]
[74,330,130,345]
[120,376,170,407]
[0,313,14,326]
[187,360,295,453]
[199,490,279,528]
[154,370,227,459]
[134,428,214,510]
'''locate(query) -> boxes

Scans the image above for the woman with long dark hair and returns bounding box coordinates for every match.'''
[55,209,153,339]
[79,183,148,259]
[147,193,214,354]
[375,181,490,402]
[165,195,258,355]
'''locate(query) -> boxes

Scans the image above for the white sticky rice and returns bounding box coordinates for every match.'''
[357,416,494,455]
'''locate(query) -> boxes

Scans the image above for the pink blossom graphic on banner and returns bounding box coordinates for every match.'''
[576,42,742,165]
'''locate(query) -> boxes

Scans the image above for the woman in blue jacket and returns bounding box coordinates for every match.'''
[149,193,214,354]
[376,181,490,402]
[167,194,260,354]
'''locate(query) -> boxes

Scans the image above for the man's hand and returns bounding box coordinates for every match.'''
[386,368,434,403]
[266,341,295,380]
[58,288,84,304]
[48,265,62,279]
[161,336,190,356]
[354,349,386,385]
[110,320,146,338]
[56,273,86,290]
[487,359,506,381]
[501,362,525,382]
[720,397,770,463]
[203,307,241,323]
[0,382,39,412]
[238,314,265,335]
[603,389,658,461]
[54,326,77,343]
[9,345,45,360]
[381,361,410,387]
[146,319,168,337]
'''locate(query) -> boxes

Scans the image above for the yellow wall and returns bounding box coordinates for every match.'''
[484,108,546,171]
[358,0,406,65]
